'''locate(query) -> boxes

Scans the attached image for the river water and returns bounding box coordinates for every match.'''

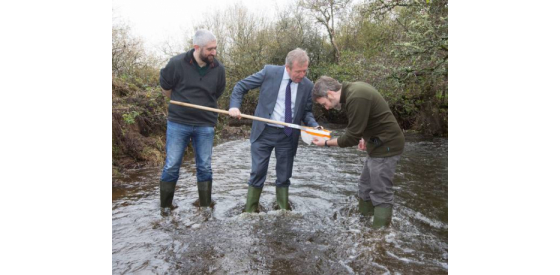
[112,129,448,274]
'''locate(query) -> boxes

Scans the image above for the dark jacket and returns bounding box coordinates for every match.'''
[337,82,405,157]
[229,65,318,155]
[160,49,226,126]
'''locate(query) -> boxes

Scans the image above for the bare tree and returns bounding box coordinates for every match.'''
[300,0,351,63]
[112,23,142,76]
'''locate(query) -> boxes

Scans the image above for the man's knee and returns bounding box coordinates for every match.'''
[248,173,266,188]
[161,166,180,182]
[358,189,371,201]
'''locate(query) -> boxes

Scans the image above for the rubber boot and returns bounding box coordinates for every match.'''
[372,205,393,228]
[160,181,177,208]
[245,186,262,213]
[276,186,291,210]
[358,197,375,217]
[197,180,212,207]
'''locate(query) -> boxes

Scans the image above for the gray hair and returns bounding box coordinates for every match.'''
[285,48,309,68]
[193,29,216,47]
[312,76,342,100]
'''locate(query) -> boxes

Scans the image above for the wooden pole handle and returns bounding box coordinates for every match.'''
[169,100,291,127]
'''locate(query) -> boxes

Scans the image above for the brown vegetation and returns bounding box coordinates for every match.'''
[112,77,167,177]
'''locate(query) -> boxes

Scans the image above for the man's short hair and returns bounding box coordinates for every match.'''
[285,48,309,68]
[312,76,342,100]
[193,29,216,47]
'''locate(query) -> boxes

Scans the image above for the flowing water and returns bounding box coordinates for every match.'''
[112,129,448,274]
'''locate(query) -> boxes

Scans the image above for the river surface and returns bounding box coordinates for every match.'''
[112,129,448,274]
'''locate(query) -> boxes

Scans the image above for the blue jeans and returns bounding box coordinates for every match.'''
[160,120,214,183]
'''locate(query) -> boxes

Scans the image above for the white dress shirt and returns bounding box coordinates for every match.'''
[268,68,297,127]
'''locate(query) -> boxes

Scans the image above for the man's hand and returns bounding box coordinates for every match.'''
[358,138,366,151]
[228,108,241,119]
[312,137,329,147]
[312,137,323,146]
[314,125,324,131]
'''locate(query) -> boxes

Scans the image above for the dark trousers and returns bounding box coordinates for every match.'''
[248,125,294,188]
[358,155,401,206]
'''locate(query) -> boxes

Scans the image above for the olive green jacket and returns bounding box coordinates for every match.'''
[337,82,405,157]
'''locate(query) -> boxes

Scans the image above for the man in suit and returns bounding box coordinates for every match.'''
[228,48,320,212]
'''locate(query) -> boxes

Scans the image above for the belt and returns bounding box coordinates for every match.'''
[266,124,285,129]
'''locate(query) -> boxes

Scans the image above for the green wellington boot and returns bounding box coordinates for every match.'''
[358,197,375,217]
[245,186,263,213]
[276,186,291,210]
[197,181,212,207]
[160,181,177,208]
[372,205,393,228]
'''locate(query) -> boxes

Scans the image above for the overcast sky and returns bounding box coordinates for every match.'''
[112,0,296,55]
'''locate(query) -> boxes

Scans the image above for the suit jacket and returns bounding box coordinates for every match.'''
[230,65,318,155]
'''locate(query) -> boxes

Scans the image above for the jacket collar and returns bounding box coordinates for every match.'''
[340,82,349,104]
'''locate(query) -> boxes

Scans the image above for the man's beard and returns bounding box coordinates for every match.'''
[333,103,342,111]
[200,51,214,63]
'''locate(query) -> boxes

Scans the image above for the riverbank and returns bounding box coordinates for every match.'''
[112,121,251,186]
[112,76,253,184]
